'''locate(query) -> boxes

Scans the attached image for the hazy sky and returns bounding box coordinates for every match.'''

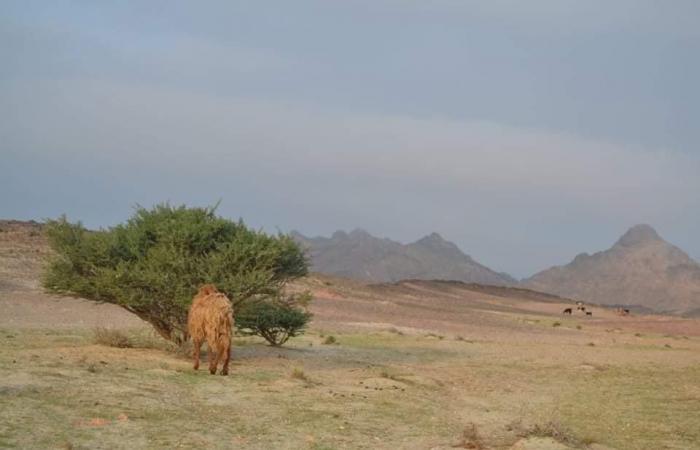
[2,1,700,278]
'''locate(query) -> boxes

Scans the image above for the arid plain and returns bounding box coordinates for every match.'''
[1,222,699,450]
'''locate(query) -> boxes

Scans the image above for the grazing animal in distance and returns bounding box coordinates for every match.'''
[563,308,572,315]
[586,311,593,316]
[187,284,234,375]
[616,307,630,316]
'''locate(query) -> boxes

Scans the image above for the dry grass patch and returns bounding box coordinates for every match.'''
[93,328,132,348]
[290,367,309,381]
[385,327,404,336]
[97,328,196,359]
[425,332,445,340]
[517,419,584,447]
[378,368,412,385]
[452,422,484,449]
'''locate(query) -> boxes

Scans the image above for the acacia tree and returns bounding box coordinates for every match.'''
[43,204,310,344]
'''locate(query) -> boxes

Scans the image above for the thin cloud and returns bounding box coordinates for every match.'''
[5,79,697,188]
[3,78,697,228]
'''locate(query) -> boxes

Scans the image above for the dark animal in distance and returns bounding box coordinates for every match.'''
[616,307,631,316]
[586,311,593,316]
[188,284,234,375]
[563,308,572,315]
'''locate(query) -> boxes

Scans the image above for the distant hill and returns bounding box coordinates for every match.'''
[522,224,700,314]
[291,229,515,286]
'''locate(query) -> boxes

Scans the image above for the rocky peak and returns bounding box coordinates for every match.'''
[414,232,447,246]
[331,230,349,240]
[347,228,373,240]
[614,224,662,247]
[524,223,700,313]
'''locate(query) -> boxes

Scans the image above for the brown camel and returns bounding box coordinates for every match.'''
[187,284,234,375]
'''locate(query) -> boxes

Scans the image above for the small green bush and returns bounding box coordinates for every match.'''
[322,335,337,345]
[236,295,312,346]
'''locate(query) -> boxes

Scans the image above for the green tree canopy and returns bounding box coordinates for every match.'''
[43,204,309,343]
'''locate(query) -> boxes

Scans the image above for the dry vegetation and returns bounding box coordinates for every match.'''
[93,327,133,348]
[1,222,700,449]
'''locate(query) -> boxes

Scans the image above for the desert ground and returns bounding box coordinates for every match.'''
[1,222,699,450]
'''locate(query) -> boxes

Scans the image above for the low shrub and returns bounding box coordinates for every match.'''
[93,328,132,348]
[236,295,312,346]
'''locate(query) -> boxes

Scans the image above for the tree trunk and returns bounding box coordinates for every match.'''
[123,306,175,342]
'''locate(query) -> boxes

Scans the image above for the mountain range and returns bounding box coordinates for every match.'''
[291,229,515,286]
[293,225,700,314]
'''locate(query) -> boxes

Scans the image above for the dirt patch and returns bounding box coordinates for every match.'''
[0,291,147,329]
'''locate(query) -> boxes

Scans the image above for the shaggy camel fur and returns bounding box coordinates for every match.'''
[187,284,234,375]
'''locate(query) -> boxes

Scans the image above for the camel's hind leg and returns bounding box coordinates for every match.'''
[208,339,220,375]
[192,338,202,371]
[220,340,231,376]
